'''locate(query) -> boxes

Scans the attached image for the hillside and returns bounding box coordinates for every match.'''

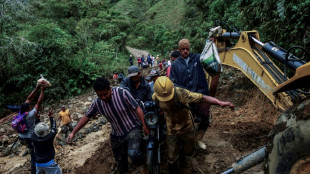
[144,0,186,29]
[112,0,186,29]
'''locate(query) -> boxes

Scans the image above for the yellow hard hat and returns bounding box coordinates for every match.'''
[154,76,174,101]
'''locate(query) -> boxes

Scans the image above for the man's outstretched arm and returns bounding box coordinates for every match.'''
[202,95,235,110]
[33,86,45,111]
[25,86,40,103]
[67,115,90,143]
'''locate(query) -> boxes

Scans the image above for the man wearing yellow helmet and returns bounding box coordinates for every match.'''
[153,76,234,174]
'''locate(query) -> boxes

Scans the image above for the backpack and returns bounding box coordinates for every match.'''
[11,111,29,133]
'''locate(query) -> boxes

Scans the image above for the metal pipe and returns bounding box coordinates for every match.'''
[221,168,234,174]
[231,147,266,173]
[250,36,264,47]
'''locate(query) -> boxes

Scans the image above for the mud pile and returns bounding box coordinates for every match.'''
[0,66,281,174]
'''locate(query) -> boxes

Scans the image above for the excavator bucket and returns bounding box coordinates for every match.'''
[273,62,310,93]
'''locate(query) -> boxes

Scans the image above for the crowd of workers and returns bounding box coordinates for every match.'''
[16,38,234,174]
[135,54,167,70]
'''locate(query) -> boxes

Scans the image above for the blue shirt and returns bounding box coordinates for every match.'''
[170,53,209,95]
[149,81,155,94]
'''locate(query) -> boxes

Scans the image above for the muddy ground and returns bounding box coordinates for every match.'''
[0,66,281,174]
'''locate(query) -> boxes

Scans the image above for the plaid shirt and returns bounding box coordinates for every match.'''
[85,87,142,136]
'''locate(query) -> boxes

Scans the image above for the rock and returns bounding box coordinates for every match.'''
[92,126,98,132]
[0,150,9,157]
[99,118,107,125]
[70,106,77,112]
[9,153,15,158]
[58,141,66,146]
[87,97,92,101]
[84,102,92,107]
[20,149,28,157]
[76,113,83,119]
[76,109,84,114]
[72,99,78,104]
[1,135,9,143]
[72,122,77,127]
[0,128,5,133]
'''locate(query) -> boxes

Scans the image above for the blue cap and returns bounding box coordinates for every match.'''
[128,66,140,77]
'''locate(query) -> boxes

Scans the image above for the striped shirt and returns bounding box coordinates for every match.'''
[85,87,142,136]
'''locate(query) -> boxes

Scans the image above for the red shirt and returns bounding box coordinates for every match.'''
[166,66,171,77]
[159,63,163,70]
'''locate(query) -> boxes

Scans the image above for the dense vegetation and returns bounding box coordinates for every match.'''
[1,0,309,115]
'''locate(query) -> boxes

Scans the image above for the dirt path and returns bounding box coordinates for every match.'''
[0,47,281,174]
[126,46,150,58]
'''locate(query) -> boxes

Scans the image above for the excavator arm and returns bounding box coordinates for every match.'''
[212,28,307,110]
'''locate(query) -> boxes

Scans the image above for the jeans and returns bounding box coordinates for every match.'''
[110,127,144,174]
[36,161,62,174]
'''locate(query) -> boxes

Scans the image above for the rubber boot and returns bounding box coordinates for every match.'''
[195,130,207,150]
[168,161,178,174]
[179,157,193,174]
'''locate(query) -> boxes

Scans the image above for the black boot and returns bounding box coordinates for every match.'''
[168,161,178,174]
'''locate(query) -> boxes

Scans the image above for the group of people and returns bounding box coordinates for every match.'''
[67,38,234,174]
[17,86,73,174]
[133,54,168,69]
[112,72,125,85]
[16,38,234,174]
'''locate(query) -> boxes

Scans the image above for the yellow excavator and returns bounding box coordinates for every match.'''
[208,22,310,174]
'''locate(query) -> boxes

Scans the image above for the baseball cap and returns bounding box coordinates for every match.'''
[34,122,49,137]
[61,105,65,108]
[149,70,160,77]
[128,66,140,77]
[146,76,151,81]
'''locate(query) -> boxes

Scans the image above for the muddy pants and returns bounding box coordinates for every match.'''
[166,131,195,163]
[20,137,36,174]
[166,131,195,174]
[190,102,211,131]
[61,123,73,137]
[110,127,145,174]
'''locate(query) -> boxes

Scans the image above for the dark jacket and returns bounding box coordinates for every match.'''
[32,117,57,163]
[120,76,152,102]
[170,53,209,95]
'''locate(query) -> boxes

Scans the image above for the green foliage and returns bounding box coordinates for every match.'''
[0,0,131,115]
[1,0,309,116]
